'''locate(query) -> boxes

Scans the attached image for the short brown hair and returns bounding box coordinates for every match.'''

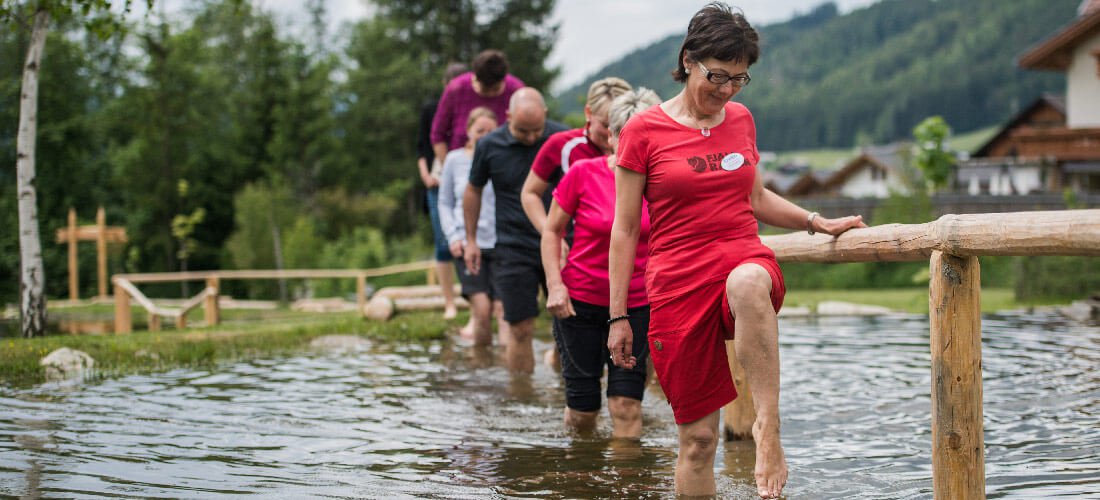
[671,2,759,83]
[472,49,509,87]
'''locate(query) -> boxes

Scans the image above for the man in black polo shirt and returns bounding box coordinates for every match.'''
[463,87,568,374]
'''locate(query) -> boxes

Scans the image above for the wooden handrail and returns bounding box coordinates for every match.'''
[761,209,1100,262]
[114,260,434,283]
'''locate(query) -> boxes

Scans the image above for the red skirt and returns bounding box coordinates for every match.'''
[647,256,785,424]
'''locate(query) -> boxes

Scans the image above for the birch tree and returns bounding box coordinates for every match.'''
[1,0,150,337]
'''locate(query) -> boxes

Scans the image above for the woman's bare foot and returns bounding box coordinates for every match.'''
[752,419,788,499]
[443,304,457,320]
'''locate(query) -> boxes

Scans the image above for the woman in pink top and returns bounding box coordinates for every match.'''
[540,88,661,437]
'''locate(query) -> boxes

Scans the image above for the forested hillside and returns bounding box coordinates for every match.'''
[556,0,1076,150]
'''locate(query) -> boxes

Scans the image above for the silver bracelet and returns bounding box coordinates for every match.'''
[806,212,819,235]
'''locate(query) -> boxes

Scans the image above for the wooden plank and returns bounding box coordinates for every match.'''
[929,252,985,499]
[762,209,1100,263]
[55,226,127,243]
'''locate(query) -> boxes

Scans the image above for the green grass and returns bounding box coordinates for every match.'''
[0,308,451,387]
[785,287,1069,314]
[773,147,854,170]
[951,126,998,154]
[768,125,998,171]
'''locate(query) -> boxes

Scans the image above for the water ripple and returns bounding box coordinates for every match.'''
[0,311,1097,498]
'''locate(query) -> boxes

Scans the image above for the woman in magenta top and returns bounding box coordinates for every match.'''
[540,88,660,438]
[607,4,866,498]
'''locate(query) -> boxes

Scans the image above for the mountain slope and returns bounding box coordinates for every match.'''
[554,0,1076,151]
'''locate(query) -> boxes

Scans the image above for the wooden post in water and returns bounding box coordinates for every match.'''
[204,276,220,327]
[929,251,985,499]
[67,209,78,300]
[723,340,756,439]
[113,281,131,333]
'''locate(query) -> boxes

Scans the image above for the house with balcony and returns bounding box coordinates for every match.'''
[967,0,1100,194]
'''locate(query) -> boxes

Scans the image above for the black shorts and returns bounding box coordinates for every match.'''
[454,249,496,298]
[490,244,546,323]
[552,299,650,412]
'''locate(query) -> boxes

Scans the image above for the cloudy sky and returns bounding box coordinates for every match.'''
[140,0,882,92]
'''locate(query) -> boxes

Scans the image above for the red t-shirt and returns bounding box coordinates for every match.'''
[616,101,773,302]
[530,128,604,182]
[553,157,651,308]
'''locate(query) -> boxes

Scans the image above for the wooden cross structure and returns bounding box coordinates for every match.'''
[56,207,127,300]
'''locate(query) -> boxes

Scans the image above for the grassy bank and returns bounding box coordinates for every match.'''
[0,308,451,387]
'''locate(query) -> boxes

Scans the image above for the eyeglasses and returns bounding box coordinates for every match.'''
[697,61,750,87]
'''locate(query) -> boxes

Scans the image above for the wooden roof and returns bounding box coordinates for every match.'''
[973,94,1066,157]
[1019,7,1100,70]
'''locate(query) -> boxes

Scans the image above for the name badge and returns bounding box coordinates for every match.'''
[721,153,745,171]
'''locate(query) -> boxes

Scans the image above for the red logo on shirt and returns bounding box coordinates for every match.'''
[687,152,733,173]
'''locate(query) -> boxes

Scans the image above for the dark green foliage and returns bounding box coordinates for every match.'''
[1015,257,1100,301]
[556,0,1075,150]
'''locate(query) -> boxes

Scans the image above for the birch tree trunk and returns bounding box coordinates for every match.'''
[16,9,50,338]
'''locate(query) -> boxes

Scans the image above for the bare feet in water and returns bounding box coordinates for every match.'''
[752,419,788,499]
[459,318,475,341]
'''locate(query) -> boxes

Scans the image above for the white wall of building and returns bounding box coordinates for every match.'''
[838,166,909,198]
[1067,31,1100,127]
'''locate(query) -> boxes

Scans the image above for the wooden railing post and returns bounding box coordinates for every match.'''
[67,208,78,301]
[204,276,220,327]
[356,274,367,316]
[113,281,132,333]
[929,251,985,499]
[723,340,756,440]
[96,207,107,299]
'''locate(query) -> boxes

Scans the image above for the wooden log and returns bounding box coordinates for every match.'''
[723,340,756,440]
[148,312,161,332]
[68,209,77,301]
[96,207,107,298]
[55,225,127,243]
[929,251,985,499]
[113,281,132,334]
[204,277,220,327]
[364,295,395,321]
[762,209,1100,263]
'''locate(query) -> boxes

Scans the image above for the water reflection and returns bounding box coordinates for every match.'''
[0,311,1097,498]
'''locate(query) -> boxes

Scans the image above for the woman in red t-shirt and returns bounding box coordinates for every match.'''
[607,4,866,499]
[540,89,661,438]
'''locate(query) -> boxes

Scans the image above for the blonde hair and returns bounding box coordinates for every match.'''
[466,106,498,131]
[609,88,661,136]
[586,77,633,117]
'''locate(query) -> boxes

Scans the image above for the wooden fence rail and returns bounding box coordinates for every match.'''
[720,209,1100,499]
[111,260,436,334]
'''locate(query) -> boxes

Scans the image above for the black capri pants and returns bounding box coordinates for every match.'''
[552,298,650,412]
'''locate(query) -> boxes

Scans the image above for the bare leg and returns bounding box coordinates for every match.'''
[494,300,512,346]
[438,261,457,319]
[505,318,535,373]
[675,410,721,496]
[607,396,642,439]
[463,293,492,346]
[727,264,787,499]
[564,407,598,433]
